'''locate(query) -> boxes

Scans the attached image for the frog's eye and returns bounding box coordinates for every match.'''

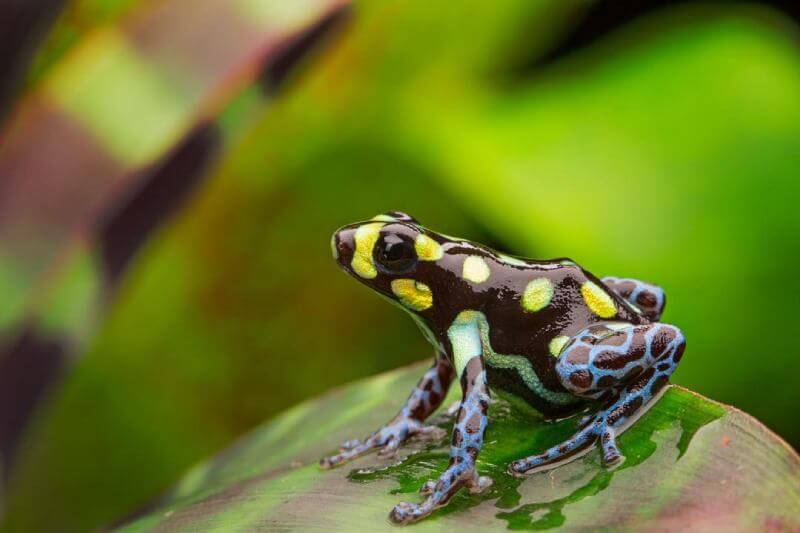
[375,233,417,274]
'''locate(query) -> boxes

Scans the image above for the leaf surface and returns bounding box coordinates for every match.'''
[120,362,800,531]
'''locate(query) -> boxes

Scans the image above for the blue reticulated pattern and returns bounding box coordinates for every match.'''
[509,322,685,474]
[601,276,666,322]
[390,357,492,523]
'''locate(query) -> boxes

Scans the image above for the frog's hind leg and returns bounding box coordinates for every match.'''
[602,276,666,322]
[508,322,685,475]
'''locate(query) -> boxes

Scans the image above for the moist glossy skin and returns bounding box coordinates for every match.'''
[321,212,686,525]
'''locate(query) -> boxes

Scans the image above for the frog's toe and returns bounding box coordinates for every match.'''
[320,439,374,469]
[599,427,626,466]
[600,431,625,467]
[389,501,424,525]
[604,451,625,468]
[469,475,493,494]
[319,455,337,469]
[419,480,437,496]
[376,437,401,458]
[339,438,362,451]
[507,459,532,477]
[320,451,353,469]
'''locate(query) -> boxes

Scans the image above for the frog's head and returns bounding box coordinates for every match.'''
[332,212,445,315]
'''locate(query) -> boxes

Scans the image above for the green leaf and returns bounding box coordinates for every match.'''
[119,362,800,531]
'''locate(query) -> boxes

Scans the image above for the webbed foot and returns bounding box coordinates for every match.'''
[389,469,492,524]
[320,418,446,469]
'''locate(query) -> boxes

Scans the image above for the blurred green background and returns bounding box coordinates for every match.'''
[1,0,800,531]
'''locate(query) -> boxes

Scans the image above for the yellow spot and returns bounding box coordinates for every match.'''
[351,222,384,279]
[549,336,570,357]
[371,214,396,222]
[582,281,617,318]
[330,234,338,260]
[415,234,443,261]
[522,278,553,312]
[462,256,491,283]
[391,279,433,311]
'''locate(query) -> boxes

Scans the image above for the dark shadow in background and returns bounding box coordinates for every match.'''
[0,0,67,120]
[0,2,353,480]
[523,0,800,72]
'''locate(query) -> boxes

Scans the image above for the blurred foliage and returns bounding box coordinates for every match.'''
[2,0,800,531]
[25,0,138,87]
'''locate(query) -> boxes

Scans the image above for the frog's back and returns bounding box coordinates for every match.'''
[470,254,645,417]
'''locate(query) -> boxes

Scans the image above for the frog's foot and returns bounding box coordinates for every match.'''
[389,468,492,525]
[508,416,622,476]
[320,418,446,469]
[510,322,685,476]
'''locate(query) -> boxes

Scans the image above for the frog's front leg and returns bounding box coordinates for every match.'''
[320,357,453,469]
[509,322,685,475]
[390,356,492,524]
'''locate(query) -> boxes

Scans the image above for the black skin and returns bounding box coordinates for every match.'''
[332,213,646,417]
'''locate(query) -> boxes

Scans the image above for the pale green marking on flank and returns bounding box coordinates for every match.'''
[44,28,193,165]
[454,311,578,405]
[447,311,578,405]
[448,311,483,375]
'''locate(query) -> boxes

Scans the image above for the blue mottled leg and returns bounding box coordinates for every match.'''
[602,276,666,322]
[321,357,453,468]
[389,357,492,524]
[509,322,685,475]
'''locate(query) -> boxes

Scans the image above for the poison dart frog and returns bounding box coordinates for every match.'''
[321,212,685,524]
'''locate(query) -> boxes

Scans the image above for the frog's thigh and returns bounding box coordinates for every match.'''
[601,276,666,322]
[555,322,686,400]
[508,322,685,474]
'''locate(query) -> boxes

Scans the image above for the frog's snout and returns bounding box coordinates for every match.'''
[331,226,356,268]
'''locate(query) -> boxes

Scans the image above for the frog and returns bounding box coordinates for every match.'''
[320,212,685,524]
